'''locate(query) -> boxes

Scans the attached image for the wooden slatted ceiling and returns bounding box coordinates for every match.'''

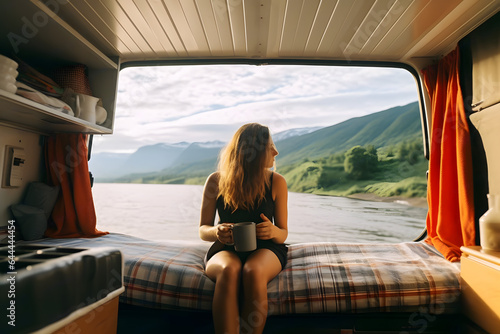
[53,0,500,64]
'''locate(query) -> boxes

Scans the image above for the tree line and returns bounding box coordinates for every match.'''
[343,139,424,180]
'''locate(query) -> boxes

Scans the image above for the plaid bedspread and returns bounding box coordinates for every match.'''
[31,233,461,315]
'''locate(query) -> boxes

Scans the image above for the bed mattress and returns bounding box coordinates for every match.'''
[29,233,461,316]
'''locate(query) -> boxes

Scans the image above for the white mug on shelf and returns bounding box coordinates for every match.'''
[95,104,107,125]
[75,93,99,124]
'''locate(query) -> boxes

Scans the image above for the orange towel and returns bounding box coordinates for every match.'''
[45,133,107,238]
[422,47,475,261]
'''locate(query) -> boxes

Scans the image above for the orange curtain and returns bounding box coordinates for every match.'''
[45,133,107,238]
[422,47,475,262]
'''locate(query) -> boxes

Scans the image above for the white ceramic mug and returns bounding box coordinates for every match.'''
[75,93,99,123]
[95,105,107,124]
[231,222,257,252]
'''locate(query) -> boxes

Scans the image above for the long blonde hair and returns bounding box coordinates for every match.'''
[218,123,271,211]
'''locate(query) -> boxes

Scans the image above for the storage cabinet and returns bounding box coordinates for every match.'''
[460,246,500,334]
[0,0,119,134]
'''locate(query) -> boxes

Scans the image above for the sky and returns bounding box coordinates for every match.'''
[91,64,419,154]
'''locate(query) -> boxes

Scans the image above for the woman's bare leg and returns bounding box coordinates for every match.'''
[205,251,243,334]
[240,249,282,334]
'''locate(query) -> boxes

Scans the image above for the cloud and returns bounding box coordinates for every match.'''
[93,64,419,153]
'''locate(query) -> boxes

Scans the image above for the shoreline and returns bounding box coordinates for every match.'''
[347,193,428,209]
[95,182,429,209]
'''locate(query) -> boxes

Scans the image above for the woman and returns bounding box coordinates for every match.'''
[199,123,288,334]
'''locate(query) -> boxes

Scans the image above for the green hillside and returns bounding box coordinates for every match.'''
[280,140,428,199]
[275,102,421,165]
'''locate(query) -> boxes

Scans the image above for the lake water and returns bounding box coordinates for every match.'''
[91,183,428,244]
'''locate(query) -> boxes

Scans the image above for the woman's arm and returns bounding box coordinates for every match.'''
[199,172,220,242]
[199,172,234,244]
[272,172,288,243]
[256,172,288,243]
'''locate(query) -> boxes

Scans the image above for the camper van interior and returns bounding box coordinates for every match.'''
[1,0,500,333]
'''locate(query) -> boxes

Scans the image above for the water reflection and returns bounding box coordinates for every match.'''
[286,192,426,244]
[92,184,427,243]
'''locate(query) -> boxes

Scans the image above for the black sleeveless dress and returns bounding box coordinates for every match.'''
[204,173,288,269]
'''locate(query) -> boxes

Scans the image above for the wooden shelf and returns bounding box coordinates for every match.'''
[0,0,118,70]
[0,89,112,134]
[461,246,500,267]
[0,0,118,135]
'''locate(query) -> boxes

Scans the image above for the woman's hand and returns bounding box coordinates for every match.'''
[256,214,276,240]
[217,223,234,245]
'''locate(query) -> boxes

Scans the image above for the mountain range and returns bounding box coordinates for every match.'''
[89,141,223,179]
[89,101,421,182]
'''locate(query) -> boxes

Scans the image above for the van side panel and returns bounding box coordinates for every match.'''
[0,125,44,227]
